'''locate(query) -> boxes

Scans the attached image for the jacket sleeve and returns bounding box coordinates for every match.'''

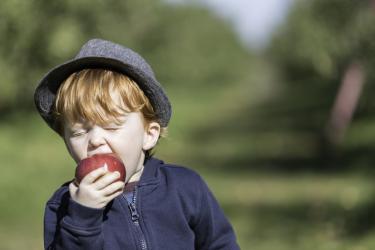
[193,176,241,250]
[44,186,105,250]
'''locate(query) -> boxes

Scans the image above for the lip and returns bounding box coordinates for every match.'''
[87,151,113,158]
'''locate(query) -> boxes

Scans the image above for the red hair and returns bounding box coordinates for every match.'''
[53,69,166,137]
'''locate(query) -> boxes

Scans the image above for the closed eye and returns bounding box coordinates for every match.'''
[71,130,87,137]
[104,127,121,131]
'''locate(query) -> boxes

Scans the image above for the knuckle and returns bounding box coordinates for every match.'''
[90,191,101,200]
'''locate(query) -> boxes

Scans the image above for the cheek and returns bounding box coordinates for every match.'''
[111,131,143,152]
[65,138,86,162]
[110,129,145,161]
[119,122,145,146]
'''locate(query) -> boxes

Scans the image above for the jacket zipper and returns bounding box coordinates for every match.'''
[128,187,148,250]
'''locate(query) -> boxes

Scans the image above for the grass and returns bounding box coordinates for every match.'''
[2,114,375,249]
[1,60,375,249]
[202,171,375,250]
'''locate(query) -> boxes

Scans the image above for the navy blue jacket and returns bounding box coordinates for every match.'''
[44,158,240,249]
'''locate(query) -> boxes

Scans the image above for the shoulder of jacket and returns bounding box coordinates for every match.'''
[157,162,209,194]
[46,181,71,205]
[160,163,203,181]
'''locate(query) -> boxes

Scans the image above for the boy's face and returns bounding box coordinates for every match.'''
[63,112,160,183]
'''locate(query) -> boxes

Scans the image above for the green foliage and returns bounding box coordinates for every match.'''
[3,0,375,248]
[258,0,375,169]
[270,0,375,79]
[0,0,255,249]
[0,0,249,114]
[156,0,375,173]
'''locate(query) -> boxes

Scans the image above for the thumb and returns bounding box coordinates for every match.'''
[69,181,78,195]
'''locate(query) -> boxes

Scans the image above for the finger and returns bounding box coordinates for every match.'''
[69,181,78,194]
[81,165,108,184]
[101,181,125,196]
[94,171,121,190]
[102,189,124,204]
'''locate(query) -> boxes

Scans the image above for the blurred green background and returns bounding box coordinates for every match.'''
[2,0,375,249]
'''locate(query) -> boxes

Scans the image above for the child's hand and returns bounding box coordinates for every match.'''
[69,166,125,209]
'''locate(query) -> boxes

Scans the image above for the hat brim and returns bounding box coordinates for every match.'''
[35,56,171,130]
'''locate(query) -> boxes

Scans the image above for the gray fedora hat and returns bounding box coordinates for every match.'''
[34,38,172,132]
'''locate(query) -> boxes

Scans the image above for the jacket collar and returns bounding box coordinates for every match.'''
[138,157,162,187]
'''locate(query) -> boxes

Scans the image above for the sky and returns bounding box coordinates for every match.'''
[165,0,295,50]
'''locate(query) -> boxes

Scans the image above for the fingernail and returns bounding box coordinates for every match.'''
[114,171,120,177]
[103,163,108,172]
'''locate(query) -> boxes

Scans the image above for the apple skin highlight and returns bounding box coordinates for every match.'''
[75,154,126,184]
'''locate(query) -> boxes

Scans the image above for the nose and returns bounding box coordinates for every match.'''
[88,126,106,150]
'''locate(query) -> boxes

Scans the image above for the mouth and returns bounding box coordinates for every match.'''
[87,151,114,158]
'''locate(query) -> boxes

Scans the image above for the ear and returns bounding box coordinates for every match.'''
[143,122,161,151]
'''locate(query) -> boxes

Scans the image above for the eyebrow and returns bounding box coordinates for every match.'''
[66,121,86,130]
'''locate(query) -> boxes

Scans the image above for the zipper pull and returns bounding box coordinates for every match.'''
[129,203,139,222]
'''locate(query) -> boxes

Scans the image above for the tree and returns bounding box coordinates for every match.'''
[266,0,375,169]
[0,0,250,117]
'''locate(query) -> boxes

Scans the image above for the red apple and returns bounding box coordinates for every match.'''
[75,153,126,184]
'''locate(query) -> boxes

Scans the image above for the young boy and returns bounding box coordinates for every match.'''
[34,38,240,250]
